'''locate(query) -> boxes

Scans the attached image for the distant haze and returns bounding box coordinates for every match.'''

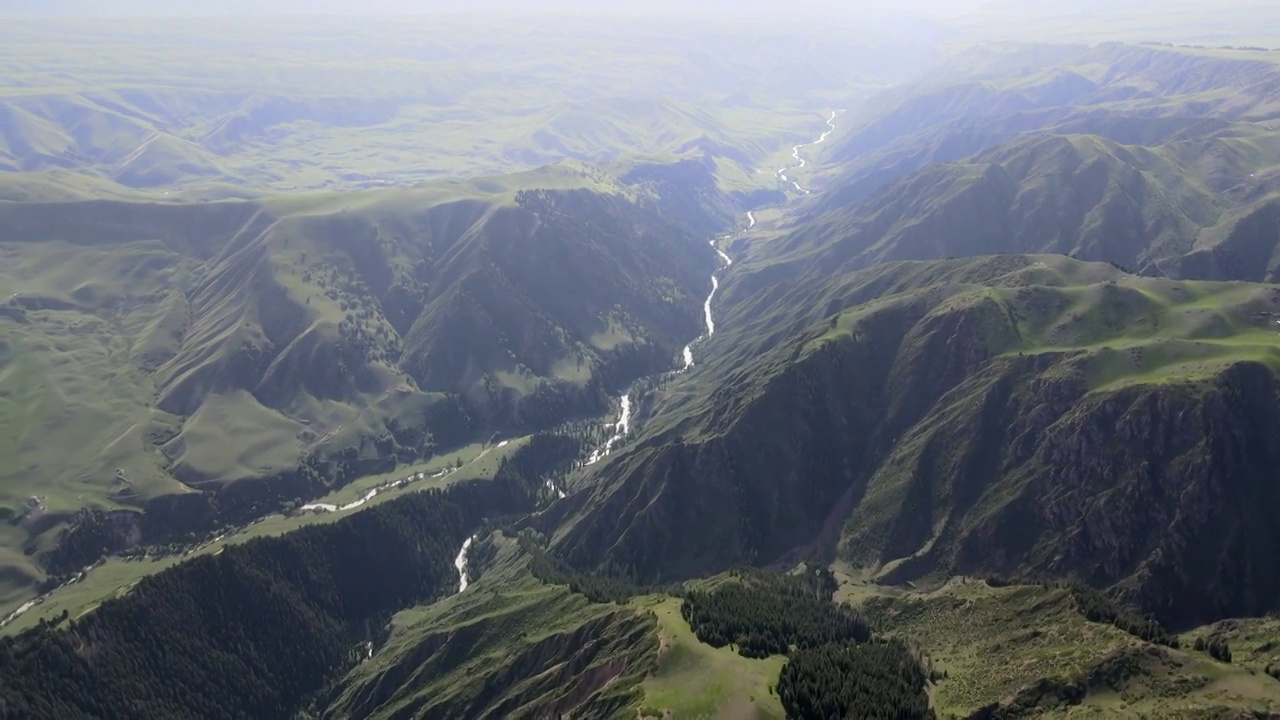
[1,0,988,19]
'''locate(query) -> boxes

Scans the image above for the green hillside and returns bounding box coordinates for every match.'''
[554,255,1280,627]
[324,533,659,719]
[732,44,1280,293]
[0,157,735,611]
[6,11,1280,718]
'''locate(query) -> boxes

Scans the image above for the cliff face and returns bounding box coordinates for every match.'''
[981,361,1280,627]
[555,256,1280,627]
[851,356,1280,629]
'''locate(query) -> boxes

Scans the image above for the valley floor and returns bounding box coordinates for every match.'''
[0,437,531,634]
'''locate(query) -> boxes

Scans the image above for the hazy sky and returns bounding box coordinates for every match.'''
[1,0,990,19]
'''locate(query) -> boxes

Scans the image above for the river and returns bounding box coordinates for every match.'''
[453,536,475,593]
[681,210,749,370]
[451,111,841,592]
[581,110,840,466]
[371,112,834,597]
[776,110,841,194]
[0,600,37,630]
[584,394,632,466]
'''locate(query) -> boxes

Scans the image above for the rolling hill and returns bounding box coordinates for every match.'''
[0,157,736,607]
[706,44,1280,330]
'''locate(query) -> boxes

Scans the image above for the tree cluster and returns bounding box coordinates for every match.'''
[777,640,936,720]
[1192,636,1233,663]
[1067,584,1175,647]
[681,568,869,659]
[40,509,134,576]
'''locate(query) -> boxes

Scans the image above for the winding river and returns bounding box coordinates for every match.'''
[299,466,452,515]
[452,110,841,594]
[580,110,841,467]
[776,110,840,194]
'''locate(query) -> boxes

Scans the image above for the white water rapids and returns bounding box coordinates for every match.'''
[682,210,748,370]
[584,394,632,466]
[0,600,37,630]
[453,536,475,593]
[299,467,451,515]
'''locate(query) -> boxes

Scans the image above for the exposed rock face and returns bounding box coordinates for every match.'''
[866,358,1280,629]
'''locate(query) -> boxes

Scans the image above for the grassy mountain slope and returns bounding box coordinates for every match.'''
[324,534,658,719]
[0,158,733,609]
[553,255,1280,627]
[743,44,1280,290]
[851,576,1280,718]
[753,128,1280,286]
[816,43,1280,206]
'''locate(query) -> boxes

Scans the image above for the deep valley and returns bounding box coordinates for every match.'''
[3,4,1280,719]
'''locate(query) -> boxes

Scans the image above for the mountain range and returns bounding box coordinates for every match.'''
[3,21,1280,720]
[0,157,736,595]
[556,254,1280,627]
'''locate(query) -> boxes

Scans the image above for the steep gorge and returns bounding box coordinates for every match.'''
[556,255,1280,627]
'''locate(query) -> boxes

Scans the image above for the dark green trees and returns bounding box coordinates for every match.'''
[777,641,936,720]
[1193,636,1233,663]
[0,478,534,720]
[681,569,870,659]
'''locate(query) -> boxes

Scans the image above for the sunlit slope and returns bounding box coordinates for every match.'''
[0,158,734,607]
[754,129,1280,287]
[325,534,658,719]
[739,44,1280,298]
